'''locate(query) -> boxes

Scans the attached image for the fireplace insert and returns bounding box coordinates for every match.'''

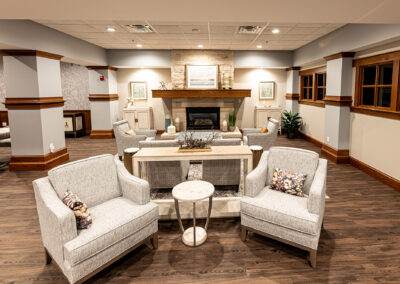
[186,107,220,130]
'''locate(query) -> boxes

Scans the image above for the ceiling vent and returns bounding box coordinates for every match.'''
[125,24,154,33]
[237,25,262,34]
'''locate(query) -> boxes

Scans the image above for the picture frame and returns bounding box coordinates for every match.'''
[259,81,275,100]
[186,65,218,89]
[129,81,147,100]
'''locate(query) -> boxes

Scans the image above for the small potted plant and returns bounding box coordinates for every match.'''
[228,110,237,132]
[281,110,302,139]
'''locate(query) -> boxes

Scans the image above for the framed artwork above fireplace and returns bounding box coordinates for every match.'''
[186,65,218,89]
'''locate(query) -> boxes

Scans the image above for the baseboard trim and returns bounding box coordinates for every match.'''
[299,132,323,147]
[90,130,114,139]
[321,144,349,164]
[349,156,400,192]
[9,148,69,171]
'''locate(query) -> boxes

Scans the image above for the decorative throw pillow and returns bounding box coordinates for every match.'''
[125,129,136,135]
[270,168,307,197]
[62,190,92,229]
[261,127,269,133]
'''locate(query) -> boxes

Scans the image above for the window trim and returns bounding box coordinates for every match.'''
[353,50,400,119]
[299,66,327,107]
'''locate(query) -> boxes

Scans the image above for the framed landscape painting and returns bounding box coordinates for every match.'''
[186,65,218,89]
[259,81,275,100]
[130,81,147,100]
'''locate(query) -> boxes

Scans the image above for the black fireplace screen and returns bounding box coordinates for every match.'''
[186,107,220,130]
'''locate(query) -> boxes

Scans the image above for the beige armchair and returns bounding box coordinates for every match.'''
[113,120,156,159]
[241,147,327,268]
[33,154,159,283]
[242,118,279,150]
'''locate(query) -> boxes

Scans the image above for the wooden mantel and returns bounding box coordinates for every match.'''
[152,89,251,98]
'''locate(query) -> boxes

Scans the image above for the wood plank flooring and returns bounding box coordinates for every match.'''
[0,136,400,283]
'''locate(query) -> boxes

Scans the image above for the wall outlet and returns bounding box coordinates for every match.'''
[2,122,7,127]
[326,136,330,143]
[49,143,55,153]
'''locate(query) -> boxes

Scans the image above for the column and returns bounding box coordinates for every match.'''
[322,52,355,163]
[285,67,300,114]
[87,66,119,139]
[2,50,69,170]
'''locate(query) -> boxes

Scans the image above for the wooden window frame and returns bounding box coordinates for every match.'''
[299,66,327,107]
[353,50,400,120]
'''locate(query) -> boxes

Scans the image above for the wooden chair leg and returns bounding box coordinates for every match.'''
[151,232,158,249]
[308,249,317,268]
[240,225,248,242]
[45,248,52,265]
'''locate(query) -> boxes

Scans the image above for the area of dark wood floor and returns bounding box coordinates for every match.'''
[1,136,399,283]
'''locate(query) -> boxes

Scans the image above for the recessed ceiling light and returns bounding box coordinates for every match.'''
[198,44,203,48]
[107,27,116,32]
[136,44,143,48]
[257,45,262,48]
[272,28,280,34]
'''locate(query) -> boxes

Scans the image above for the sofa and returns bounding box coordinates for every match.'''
[240,147,327,268]
[33,154,159,283]
[242,118,279,150]
[113,120,156,159]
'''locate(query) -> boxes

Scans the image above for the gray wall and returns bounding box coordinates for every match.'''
[234,50,293,68]
[0,20,107,65]
[293,24,400,66]
[0,58,90,111]
[107,49,171,67]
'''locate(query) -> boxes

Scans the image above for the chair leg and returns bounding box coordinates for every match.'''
[240,225,248,242]
[151,232,158,249]
[44,248,52,265]
[308,249,317,268]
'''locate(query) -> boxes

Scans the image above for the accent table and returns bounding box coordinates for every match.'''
[172,180,215,247]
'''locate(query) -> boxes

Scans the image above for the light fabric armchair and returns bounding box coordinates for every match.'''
[242,118,279,150]
[33,154,159,284]
[139,140,190,189]
[202,138,241,186]
[240,147,327,268]
[113,120,156,159]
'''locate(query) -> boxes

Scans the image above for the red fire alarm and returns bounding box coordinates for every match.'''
[100,75,105,81]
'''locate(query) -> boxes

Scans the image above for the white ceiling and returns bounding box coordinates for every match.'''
[35,20,344,50]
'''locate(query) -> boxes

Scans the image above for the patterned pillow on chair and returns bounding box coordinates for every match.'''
[62,190,92,229]
[270,168,307,197]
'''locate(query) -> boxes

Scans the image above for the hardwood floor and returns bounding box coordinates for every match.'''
[1,136,400,283]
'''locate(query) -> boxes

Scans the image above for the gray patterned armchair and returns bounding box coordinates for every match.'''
[242,118,279,150]
[33,154,159,284]
[240,147,327,268]
[113,120,156,159]
[202,138,241,186]
[139,140,190,189]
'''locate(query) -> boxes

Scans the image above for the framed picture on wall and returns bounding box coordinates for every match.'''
[186,65,218,89]
[259,81,275,100]
[130,81,147,100]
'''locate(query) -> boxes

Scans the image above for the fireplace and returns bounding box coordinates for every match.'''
[186,107,220,130]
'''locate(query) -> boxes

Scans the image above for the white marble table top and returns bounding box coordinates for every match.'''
[172,180,215,202]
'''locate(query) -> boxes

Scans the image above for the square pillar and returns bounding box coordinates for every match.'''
[285,67,300,114]
[87,66,119,139]
[2,50,69,170]
[322,52,355,163]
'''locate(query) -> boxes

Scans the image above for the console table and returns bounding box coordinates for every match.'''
[132,145,253,189]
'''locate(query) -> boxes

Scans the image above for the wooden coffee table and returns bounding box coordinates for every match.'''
[172,180,214,247]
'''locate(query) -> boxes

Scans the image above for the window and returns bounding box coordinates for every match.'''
[299,67,327,106]
[354,50,400,118]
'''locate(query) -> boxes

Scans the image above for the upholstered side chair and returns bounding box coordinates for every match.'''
[139,140,190,189]
[242,118,279,150]
[113,120,156,159]
[202,138,241,186]
[33,154,159,284]
[240,147,327,268]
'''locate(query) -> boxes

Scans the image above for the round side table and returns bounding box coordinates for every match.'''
[172,180,215,247]
[250,145,263,169]
[123,147,139,175]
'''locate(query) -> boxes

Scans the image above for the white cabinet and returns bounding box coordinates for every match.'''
[255,106,282,133]
[123,106,154,130]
